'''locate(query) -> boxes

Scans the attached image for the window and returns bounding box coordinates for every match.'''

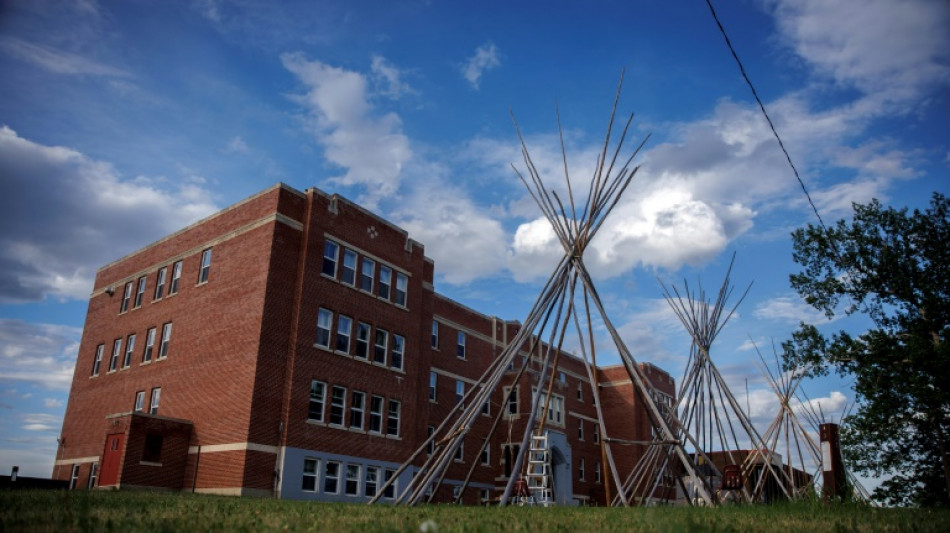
[457,331,466,359]
[88,462,98,489]
[369,395,383,434]
[579,458,586,481]
[143,434,163,463]
[595,461,601,483]
[316,309,332,348]
[134,391,146,412]
[336,315,352,353]
[394,273,408,306]
[360,258,375,292]
[504,386,518,417]
[386,399,401,436]
[309,380,326,422]
[534,391,564,426]
[143,327,156,363]
[558,371,566,385]
[428,372,437,402]
[69,464,80,489]
[120,282,133,313]
[123,334,135,368]
[154,267,167,300]
[197,248,212,283]
[578,420,584,441]
[159,322,172,359]
[109,338,121,372]
[378,266,391,300]
[427,426,435,455]
[480,488,490,504]
[577,382,583,402]
[134,276,146,308]
[431,320,438,349]
[149,387,161,415]
[391,334,404,370]
[330,386,346,426]
[324,461,341,494]
[350,390,365,430]
[481,438,490,465]
[373,329,388,365]
[454,441,464,462]
[503,444,520,477]
[365,466,379,497]
[355,322,370,359]
[169,260,182,295]
[341,249,357,286]
[481,398,490,416]
[593,424,600,444]
[91,344,103,376]
[455,380,465,406]
[345,464,361,496]
[321,240,339,276]
[382,468,396,499]
[302,458,319,492]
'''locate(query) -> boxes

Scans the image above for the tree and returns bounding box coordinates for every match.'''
[782,193,950,507]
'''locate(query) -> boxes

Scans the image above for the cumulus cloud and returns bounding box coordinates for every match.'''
[282,53,411,209]
[461,41,501,89]
[0,37,129,78]
[0,320,80,390]
[371,55,414,99]
[0,126,218,302]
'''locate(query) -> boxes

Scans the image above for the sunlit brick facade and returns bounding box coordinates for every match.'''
[54,183,675,504]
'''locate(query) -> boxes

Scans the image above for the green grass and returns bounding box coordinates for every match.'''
[2,490,948,532]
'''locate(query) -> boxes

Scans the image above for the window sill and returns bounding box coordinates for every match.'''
[139,461,162,467]
[140,360,152,366]
[89,374,99,379]
[306,419,326,427]
[196,280,208,287]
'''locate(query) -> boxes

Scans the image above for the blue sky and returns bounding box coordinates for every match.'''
[0,0,947,489]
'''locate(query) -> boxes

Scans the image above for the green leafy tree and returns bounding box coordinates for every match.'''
[782,193,950,507]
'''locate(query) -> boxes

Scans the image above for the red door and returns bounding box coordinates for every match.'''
[99,433,125,486]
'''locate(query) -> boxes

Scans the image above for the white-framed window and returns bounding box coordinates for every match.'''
[154,267,167,300]
[374,328,388,365]
[302,457,319,492]
[481,438,490,465]
[169,260,182,295]
[88,462,98,489]
[336,315,352,354]
[120,281,133,313]
[431,320,438,349]
[457,331,466,359]
[316,308,332,348]
[341,249,357,286]
[504,386,518,417]
[558,371,566,385]
[369,395,384,434]
[109,338,121,372]
[428,372,437,402]
[455,380,465,406]
[394,273,408,306]
[309,380,326,422]
[533,390,564,426]
[345,464,361,496]
[350,390,365,430]
[378,265,392,300]
[593,424,600,444]
[391,334,404,370]
[577,382,583,402]
[360,258,375,292]
[149,387,161,415]
[355,322,370,359]
[454,441,464,462]
[452,485,462,501]
[386,399,401,436]
[579,458,585,481]
[322,241,339,277]
[578,420,584,441]
[69,464,80,489]
[330,386,346,426]
[198,248,212,283]
[134,390,145,412]
[382,468,396,499]
[427,426,435,455]
[123,334,135,368]
[134,276,146,308]
[595,461,601,483]
[159,322,172,359]
[143,327,156,363]
[91,344,103,376]
[324,461,341,494]
[365,466,379,497]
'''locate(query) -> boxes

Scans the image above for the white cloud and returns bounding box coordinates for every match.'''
[43,398,64,409]
[754,295,836,324]
[0,37,129,78]
[0,320,80,390]
[0,126,218,302]
[282,53,411,209]
[461,41,501,89]
[226,136,249,153]
[370,55,414,99]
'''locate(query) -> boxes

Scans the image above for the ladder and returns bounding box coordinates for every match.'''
[525,432,554,506]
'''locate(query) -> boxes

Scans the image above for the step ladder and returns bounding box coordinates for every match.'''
[525,432,554,506]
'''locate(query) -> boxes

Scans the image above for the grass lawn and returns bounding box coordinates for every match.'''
[2,490,949,532]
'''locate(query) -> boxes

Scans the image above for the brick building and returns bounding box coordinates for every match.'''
[54,183,675,505]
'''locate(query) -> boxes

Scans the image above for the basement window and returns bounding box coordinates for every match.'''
[302,458,319,492]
